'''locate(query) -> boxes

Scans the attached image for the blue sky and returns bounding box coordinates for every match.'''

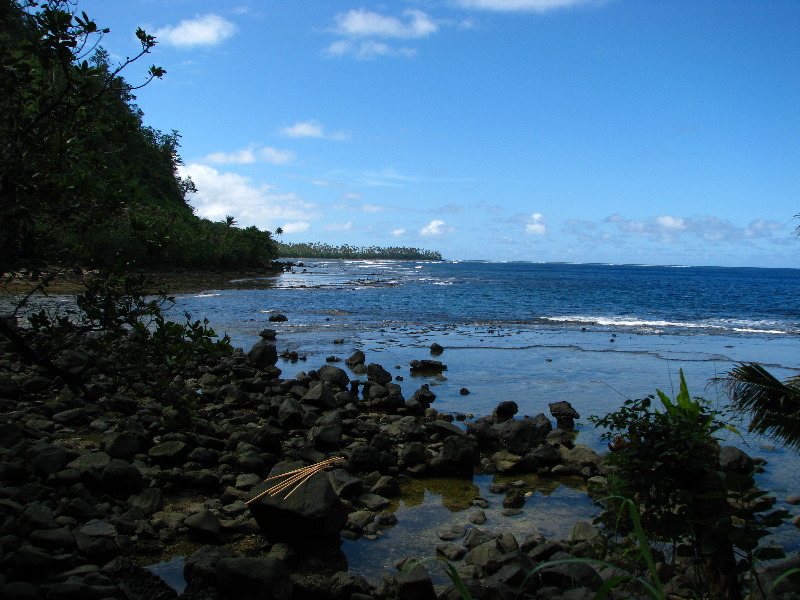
[78,0,799,267]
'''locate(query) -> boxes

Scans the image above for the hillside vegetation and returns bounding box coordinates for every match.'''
[0,0,277,277]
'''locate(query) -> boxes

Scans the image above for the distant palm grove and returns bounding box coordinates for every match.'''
[277,242,443,261]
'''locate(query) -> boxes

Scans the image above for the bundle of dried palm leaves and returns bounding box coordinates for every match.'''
[246,457,344,504]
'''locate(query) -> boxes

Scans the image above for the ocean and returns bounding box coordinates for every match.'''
[172,260,800,580]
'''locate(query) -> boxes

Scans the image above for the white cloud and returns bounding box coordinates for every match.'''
[333,9,438,39]
[201,145,296,165]
[282,222,310,234]
[327,9,436,60]
[324,221,353,231]
[392,228,407,236]
[421,219,447,236]
[456,0,599,12]
[525,212,547,235]
[180,163,317,229]
[325,40,417,60]
[154,14,236,48]
[280,120,350,141]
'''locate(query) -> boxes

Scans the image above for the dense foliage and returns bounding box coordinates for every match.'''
[277,242,443,261]
[0,0,277,276]
[591,372,788,600]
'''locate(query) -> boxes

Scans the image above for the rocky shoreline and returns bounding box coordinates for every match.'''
[1,328,797,600]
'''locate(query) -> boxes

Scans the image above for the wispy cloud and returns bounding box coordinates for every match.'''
[180,163,317,229]
[325,40,417,60]
[326,8,438,60]
[280,120,350,141]
[392,228,407,236]
[604,213,784,244]
[154,14,236,48]
[324,221,353,231]
[201,145,296,165]
[456,0,601,12]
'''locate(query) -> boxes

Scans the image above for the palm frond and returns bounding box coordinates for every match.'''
[725,363,800,452]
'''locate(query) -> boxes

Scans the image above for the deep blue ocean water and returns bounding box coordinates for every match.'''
[170,260,800,581]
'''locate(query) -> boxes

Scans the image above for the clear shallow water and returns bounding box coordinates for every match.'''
[169,260,800,578]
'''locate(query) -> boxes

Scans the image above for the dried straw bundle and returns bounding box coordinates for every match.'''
[246,457,343,504]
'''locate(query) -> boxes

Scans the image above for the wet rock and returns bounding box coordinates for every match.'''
[560,445,601,474]
[396,563,436,600]
[367,363,392,386]
[345,350,366,367]
[428,436,479,477]
[548,401,580,430]
[437,523,467,541]
[410,360,447,373]
[329,571,372,600]
[247,340,278,367]
[430,343,444,355]
[436,544,466,561]
[496,415,552,454]
[535,556,603,591]
[268,314,288,322]
[719,445,755,474]
[492,401,518,424]
[465,539,503,576]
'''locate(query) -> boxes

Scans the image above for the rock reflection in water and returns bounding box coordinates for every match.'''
[343,474,595,586]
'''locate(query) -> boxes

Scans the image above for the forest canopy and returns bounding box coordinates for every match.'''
[0,0,278,276]
[276,242,442,261]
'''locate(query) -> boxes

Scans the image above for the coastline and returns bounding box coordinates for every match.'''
[1,264,289,296]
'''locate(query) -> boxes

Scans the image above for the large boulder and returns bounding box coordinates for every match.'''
[496,415,552,454]
[317,365,350,389]
[248,461,348,541]
[428,436,479,477]
[366,363,392,385]
[492,401,518,423]
[247,341,278,367]
[345,350,366,367]
[216,557,292,600]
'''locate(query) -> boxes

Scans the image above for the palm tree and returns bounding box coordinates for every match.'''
[725,363,800,452]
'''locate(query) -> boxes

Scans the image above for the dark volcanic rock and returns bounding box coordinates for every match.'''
[548,401,579,430]
[492,401,518,424]
[367,363,392,386]
[496,415,552,454]
[248,462,348,541]
[216,557,292,600]
[247,340,278,367]
[345,350,366,367]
